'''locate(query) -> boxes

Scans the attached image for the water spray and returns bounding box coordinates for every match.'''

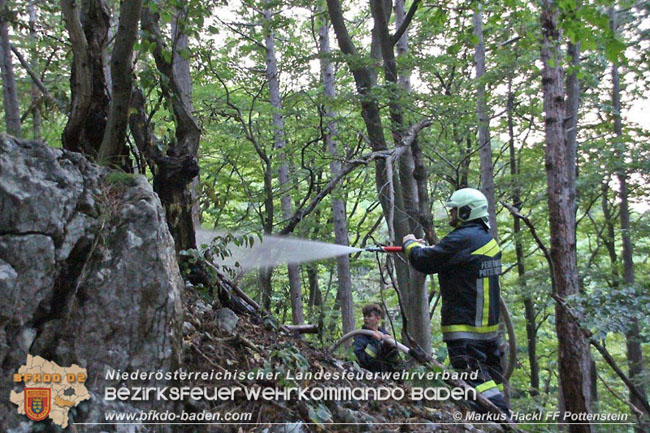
[197,229,409,270]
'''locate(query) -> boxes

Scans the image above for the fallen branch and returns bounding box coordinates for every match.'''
[284,324,319,334]
[203,259,260,310]
[202,259,294,335]
[279,120,433,236]
[190,343,245,389]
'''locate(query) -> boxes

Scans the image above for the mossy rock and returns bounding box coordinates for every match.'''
[103,171,138,187]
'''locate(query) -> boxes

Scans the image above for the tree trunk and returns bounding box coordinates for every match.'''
[326,0,428,352]
[364,0,430,355]
[260,157,275,310]
[407,20,435,245]
[565,42,579,223]
[263,1,303,325]
[98,0,142,167]
[0,0,21,137]
[259,267,273,311]
[141,3,201,253]
[610,8,647,430]
[540,3,592,431]
[473,3,497,238]
[61,0,110,157]
[318,11,354,335]
[28,0,41,140]
[507,76,539,396]
[393,0,430,355]
[307,264,322,310]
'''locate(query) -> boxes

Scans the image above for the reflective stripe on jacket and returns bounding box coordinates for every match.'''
[404,221,502,341]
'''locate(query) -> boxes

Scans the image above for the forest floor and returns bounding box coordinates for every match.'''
[181,287,504,433]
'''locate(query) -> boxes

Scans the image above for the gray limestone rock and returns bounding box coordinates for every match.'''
[214,308,238,334]
[0,137,183,432]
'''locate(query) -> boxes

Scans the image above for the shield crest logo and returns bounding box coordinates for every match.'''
[25,388,51,421]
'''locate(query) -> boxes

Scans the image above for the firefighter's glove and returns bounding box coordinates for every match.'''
[402,234,417,244]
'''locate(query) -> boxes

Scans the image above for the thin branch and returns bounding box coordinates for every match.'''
[501,201,555,292]
[400,119,432,147]
[391,0,422,45]
[280,147,404,235]
[9,44,65,110]
[596,370,645,419]
[213,15,265,50]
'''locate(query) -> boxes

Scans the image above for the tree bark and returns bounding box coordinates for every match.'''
[318,11,354,335]
[259,159,275,311]
[141,2,201,253]
[473,3,497,238]
[397,0,434,245]
[565,41,579,224]
[263,1,303,325]
[540,2,592,430]
[365,0,430,355]
[393,0,430,355]
[98,0,142,167]
[61,0,110,157]
[306,264,322,310]
[609,8,647,430]
[0,0,21,137]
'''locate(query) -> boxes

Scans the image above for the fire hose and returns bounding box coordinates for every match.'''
[327,330,519,428]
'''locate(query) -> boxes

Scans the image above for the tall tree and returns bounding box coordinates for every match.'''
[141,2,201,253]
[370,0,429,353]
[395,0,435,246]
[317,7,354,335]
[472,2,497,238]
[327,0,431,353]
[61,0,110,156]
[507,73,539,396]
[539,2,592,430]
[0,0,21,136]
[392,0,431,355]
[98,0,142,167]
[609,7,647,430]
[262,0,304,325]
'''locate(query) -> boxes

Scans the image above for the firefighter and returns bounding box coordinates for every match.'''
[353,304,401,373]
[402,188,510,415]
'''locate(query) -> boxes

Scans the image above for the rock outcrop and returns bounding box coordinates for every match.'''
[0,136,183,432]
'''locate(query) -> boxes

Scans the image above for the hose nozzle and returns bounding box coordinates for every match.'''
[364,246,403,253]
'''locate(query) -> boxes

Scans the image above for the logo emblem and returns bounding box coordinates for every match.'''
[25,388,51,421]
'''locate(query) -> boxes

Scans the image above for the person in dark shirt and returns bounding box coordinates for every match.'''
[403,188,510,416]
[353,304,401,373]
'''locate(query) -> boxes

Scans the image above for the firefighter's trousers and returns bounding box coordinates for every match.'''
[446,338,510,416]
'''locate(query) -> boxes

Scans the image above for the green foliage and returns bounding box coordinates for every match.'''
[104,171,138,188]
[7,0,650,425]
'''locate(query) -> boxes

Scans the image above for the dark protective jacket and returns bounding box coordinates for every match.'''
[353,326,400,372]
[404,221,502,342]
